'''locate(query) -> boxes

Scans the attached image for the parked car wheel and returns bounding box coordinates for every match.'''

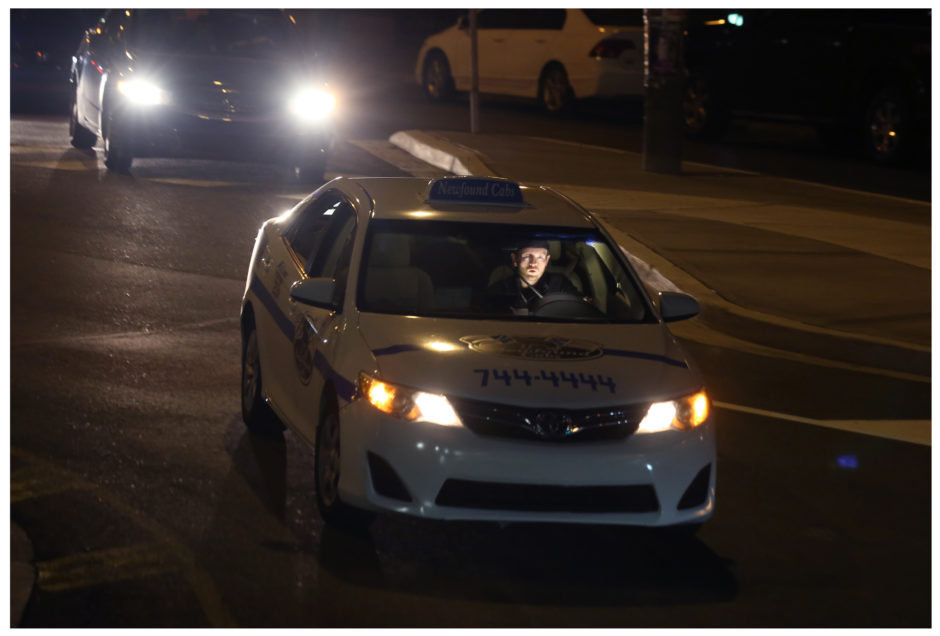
[68,91,97,149]
[103,109,133,173]
[422,51,455,102]
[539,64,574,113]
[865,86,911,165]
[682,74,730,141]
[241,317,285,436]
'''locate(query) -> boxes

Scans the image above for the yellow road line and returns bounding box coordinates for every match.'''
[11,466,84,503]
[37,543,179,592]
[11,447,237,627]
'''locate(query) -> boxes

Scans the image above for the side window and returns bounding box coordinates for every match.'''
[519,9,566,30]
[477,10,516,30]
[284,192,344,268]
[308,203,356,307]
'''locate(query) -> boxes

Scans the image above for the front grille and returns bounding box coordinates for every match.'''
[174,87,275,117]
[449,396,648,442]
[436,479,660,513]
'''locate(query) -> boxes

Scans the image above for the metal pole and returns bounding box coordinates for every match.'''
[642,9,686,173]
[469,9,480,134]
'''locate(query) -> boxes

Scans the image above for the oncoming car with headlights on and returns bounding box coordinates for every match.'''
[69,9,336,181]
[240,176,715,531]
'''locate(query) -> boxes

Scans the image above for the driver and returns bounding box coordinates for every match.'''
[486,239,580,312]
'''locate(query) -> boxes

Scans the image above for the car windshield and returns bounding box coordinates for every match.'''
[357,220,654,323]
[127,10,299,60]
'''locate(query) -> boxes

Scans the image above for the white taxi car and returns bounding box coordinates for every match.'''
[240,176,715,530]
[416,9,643,112]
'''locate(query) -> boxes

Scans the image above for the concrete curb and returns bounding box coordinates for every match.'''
[387,130,930,380]
[11,522,35,627]
[389,130,494,177]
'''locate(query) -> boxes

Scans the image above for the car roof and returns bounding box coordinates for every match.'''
[338,177,597,228]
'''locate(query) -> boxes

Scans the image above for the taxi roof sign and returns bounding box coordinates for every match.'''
[427,177,525,207]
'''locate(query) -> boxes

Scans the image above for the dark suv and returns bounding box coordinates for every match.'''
[68,9,335,181]
[682,9,930,164]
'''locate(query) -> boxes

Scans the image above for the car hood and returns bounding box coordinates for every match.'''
[357,314,701,408]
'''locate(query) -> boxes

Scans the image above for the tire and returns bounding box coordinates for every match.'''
[682,74,730,141]
[864,87,910,165]
[241,319,284,436]
[292,154,327,185]
[422,51,455,102]
[539,64,574,114]
[103,109,133,173]
[69,90,97,149]
[315,397,373,530]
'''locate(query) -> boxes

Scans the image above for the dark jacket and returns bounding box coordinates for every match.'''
[486,273,580,311]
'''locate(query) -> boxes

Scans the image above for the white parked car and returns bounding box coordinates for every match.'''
[415,9,644,112]
[240,176,715,531]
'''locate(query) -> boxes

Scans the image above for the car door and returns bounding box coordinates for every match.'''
[75,9,127,133]
[275,192,359,442]
[500,9,566,97]
[474,9,518,94]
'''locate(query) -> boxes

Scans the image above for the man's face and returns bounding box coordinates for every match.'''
[512,247,550,286]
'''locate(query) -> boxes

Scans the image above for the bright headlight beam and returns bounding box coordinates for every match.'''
[360,373,461,427]
[289,88,336,122]
[637,390,710,433]
[117,79,167,106]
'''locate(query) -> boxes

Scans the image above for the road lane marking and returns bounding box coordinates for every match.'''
[37,543,180,592]
[11,447,238,627]
[11,466,85,503]
[714,401,930,446]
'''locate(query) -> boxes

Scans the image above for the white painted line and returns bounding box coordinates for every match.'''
[714,401,930,446]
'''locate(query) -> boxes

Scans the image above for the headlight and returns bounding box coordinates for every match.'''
[359,373,462,427]
[637,390,710,434]
[116,79,168,106]
[288,87,335,122]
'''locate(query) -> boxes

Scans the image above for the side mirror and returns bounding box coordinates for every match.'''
[289,277,337,309]
[659,291,700,322]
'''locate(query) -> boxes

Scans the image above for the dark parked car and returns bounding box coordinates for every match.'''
[682,9,931,164]
[69,9,336,180]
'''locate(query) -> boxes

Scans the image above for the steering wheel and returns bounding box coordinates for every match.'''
[528,292,604,319]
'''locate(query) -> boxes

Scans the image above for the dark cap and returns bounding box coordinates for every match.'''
[514,239,550,252]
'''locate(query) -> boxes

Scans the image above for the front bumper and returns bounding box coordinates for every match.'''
[337,398,716,527]
[114,104,333,164]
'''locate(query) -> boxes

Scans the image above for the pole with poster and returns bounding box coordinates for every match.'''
[642,9,687,174]
[468,9,480,134]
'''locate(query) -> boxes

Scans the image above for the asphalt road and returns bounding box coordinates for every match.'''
[9,100,931,627]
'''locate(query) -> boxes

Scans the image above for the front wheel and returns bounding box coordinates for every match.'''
[292,154,328,185]
[103,110,133,173]
[316,400,373,530]
[241,321,284,436]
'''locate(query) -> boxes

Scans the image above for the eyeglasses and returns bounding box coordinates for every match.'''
[518,253,547,263]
